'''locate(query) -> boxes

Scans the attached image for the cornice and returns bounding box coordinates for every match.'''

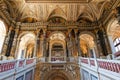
[20,22,97,30]
[25,0,89,3]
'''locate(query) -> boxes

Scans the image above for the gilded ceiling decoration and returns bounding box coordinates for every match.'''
[107,19,120,40]
[1,0,117,24]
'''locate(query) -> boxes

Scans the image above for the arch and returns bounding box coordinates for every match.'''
[0,19,6,53]
[106,18,120,39]
[106,18,120,54]
[48,31,66,62]
[77,16,94,23]
[107,18,120,49]
[47,6,67,21]
[49,31,66,39]
[79,32,96,57]
[17,32,35,59]
[18,31,36,40]
[49,32,66,52]
[79,31,95,39]
[43,70,73,80]
[20,16,38,23]
[50,40,65,47]
[77,11,94,23]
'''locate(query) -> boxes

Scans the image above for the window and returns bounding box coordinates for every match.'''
[114,38,120,52]
[0,20,6,53]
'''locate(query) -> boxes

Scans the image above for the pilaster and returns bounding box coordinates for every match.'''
[11,22,21,57]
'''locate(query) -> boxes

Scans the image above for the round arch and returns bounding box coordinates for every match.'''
[106,18,120,39]
[43,70,73,80]
[79,31,97,58]
[79,31,96,40]
[48,31,66,62]
[17,32,36,59]
[18,31,36,40]
[106,18,120,55]
[47,6,67,21]
[49,31,66,39]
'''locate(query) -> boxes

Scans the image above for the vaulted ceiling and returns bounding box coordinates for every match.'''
[1,0,118,24]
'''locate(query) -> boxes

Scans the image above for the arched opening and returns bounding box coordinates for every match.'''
[50,76,66,80]
[17,33,35,59]
[107,18,120,58]
[43,70,72,80]
[48,17,66,23]
[49,32,66,62]
[0,20,6,54]
[79,33,97,58]
[47,6,66,23]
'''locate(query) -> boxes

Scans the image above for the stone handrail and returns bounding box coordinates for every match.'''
[80,57,120,78]
[0,58,36,74]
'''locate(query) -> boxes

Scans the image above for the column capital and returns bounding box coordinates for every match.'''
[74,29,78,34]
[16,22,21,28]
[43,28,47,34]
[68,28,72,33]
[36,28,41,32]
[9,26,14,31]
[11,20,16,29]
[35,28,41,36]
[15,28,19,34]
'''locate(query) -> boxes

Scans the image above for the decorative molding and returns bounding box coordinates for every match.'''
[25,0,89,3]
[20,21,98,30]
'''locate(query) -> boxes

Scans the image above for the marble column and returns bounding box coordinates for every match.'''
[10,22,20,57]
[77,38,82,56]
[1,26,13,55]
[5,25,15,57]
[92,47,96,58]
[40,37,44,57]
[103,32,113,55]
[108,35,116,54]
[93,39,99,58]
[46,39,49,57]
[98,30,108,56]
[96,34,102,57]
[66,38,69,57]
[33,29,40,57]
[68,29,72,57]
[43,29,47,57]
[74,29,80,56]
[15,39,20,59]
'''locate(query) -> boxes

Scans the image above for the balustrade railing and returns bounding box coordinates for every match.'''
[0,60,16,73]
[97,59,120,73]
[80,57,120,79]
[0,58,36,74]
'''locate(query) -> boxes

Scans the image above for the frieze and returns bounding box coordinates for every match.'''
[25,0,88,3]
[20,22,98,31]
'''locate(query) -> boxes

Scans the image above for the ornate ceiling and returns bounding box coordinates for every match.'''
[1,0,118,24]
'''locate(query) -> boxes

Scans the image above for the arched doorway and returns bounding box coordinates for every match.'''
[79,33,97,58]
[50,76,66,80]
[49,32,66,62]
[43,70,73,80]
[17,33,35,59]
[107,18,120,58]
